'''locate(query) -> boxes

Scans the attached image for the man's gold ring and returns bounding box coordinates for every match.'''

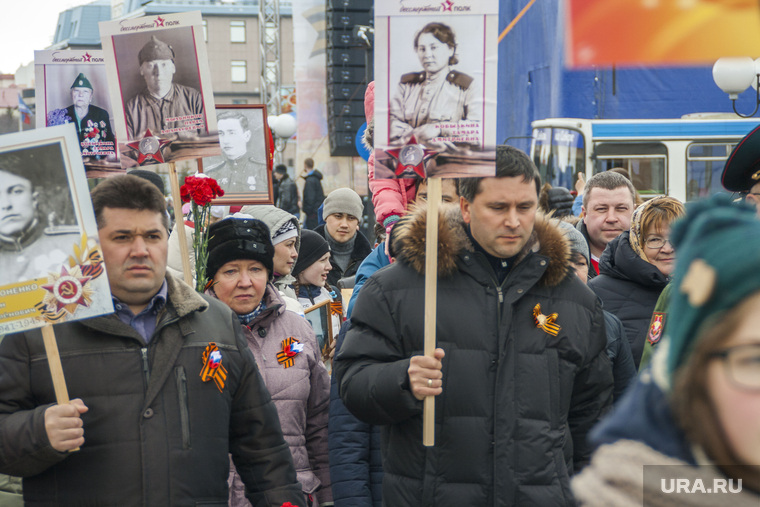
[427,378,433,388]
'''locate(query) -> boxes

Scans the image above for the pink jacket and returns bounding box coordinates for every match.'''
[365,81,416,226]
[228,285,332,505]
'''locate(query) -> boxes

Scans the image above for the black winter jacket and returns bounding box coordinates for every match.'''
[588,231,670,368]
[0,275,304,507]
[335,207,613,507]
[302,171,325,218]
[276,174,300,217]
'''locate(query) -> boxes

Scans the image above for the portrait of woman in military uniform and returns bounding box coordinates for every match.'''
[389,21,482,150]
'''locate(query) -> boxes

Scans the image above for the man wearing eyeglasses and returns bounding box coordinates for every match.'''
[722,124,760,217]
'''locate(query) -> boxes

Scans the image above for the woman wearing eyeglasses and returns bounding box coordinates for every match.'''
[572,195,760,505]
[588,195,685,368]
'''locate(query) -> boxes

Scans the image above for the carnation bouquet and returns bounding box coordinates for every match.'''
[180,174,224,291]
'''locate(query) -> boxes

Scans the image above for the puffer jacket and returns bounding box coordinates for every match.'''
[0,275,304,507]
[588,231,670,368]
[228,285,332,506]
[335,206,613,507]
[329,319,383,507]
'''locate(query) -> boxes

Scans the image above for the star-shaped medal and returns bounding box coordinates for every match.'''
[385,135,437,179]
[127,129,172,164]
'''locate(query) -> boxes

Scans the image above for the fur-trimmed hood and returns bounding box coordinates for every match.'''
[391,204,572,287]
[166,272,209,316]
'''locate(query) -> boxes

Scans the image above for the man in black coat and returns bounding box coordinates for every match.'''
[301,157,325,229]
[335,146,612,506]
[0,175,305,506]
[274,164,300,217]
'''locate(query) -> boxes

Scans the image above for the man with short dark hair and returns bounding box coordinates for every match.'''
[335,145,612,506]
[274,164,300,216]
[578,171,636,278]
[205,110,267,193]
[125,35,205,140]
[0,175,305,506]
[315,187,371,287]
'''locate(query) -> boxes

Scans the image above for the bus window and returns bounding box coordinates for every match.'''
[594,142,667,196]
[686,142,735,201]
[531,127,584,189]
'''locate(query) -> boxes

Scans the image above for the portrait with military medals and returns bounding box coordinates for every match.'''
[99,11,221,168]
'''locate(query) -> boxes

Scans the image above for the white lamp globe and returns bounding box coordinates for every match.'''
[273,114,297,139]
[267,114,279,129]
[713,57,756,99]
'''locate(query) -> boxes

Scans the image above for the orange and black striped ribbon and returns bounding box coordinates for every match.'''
[200,342,227,393]
[34,301,67,323]
[533,303,561,336]
[276,337,300,369]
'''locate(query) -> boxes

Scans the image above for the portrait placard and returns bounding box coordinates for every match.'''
[99,11,220,168]
[199,104,273,205]
[0,125,114,335]
[35,50,122,178]
[373,1,498,179]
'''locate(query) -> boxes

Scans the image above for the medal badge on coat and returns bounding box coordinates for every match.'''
[533,303,561,336]
[277,337,304,369]
[200,342,227,393]
[648,312,666,345]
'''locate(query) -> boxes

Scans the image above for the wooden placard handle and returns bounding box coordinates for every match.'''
[167,162,193,286]
[41,324,79,452]
[423,178,441,447]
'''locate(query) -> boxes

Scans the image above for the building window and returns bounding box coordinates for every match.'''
[230,20,246,43]
[202,19,208,42]
[231,60,247,83]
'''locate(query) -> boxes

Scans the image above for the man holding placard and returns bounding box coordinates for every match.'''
[335,146,613,506]
[0,175,305,506]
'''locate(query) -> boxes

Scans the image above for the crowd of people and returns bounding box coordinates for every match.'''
[4,115,760,506]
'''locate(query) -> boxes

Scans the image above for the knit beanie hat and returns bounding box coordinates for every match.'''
[240,204,302,252]
[661,194,760,385]
[206,217,274,280]
[556,220,589,265]
[292,229,330,278]
[323,188,363,225]
[545,187,574,217]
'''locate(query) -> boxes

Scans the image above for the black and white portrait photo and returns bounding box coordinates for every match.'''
[0,143,80,286]
[201,105,272,204]
[99,11,221,167]
[35,50,122,177]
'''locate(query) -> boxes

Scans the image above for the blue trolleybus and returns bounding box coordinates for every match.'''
[530,115,760,202]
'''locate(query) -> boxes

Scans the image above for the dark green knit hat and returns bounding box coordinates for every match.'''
[664,193,760,383]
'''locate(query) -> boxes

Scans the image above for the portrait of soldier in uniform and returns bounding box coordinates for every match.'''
[389,22,480,149]
[46,73,116,159]
[0,145,80,286]
[124,35,205,141]
[204,109,267,194]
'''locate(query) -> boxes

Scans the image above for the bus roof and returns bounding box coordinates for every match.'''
[531,117,760,140]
